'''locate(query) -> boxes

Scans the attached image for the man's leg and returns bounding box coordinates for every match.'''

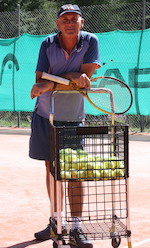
[68,181,93,248]
[68,181,83,218]
[45,161,51,199]
[34,161,65,240]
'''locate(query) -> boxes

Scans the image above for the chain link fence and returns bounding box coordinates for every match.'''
[0,2,150,131]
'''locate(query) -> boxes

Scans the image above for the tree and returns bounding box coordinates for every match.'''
[1,0,150,12]
[0,0,18,12]
[0,0,57,12]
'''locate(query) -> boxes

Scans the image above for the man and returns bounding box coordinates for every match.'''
[29,4,100,248]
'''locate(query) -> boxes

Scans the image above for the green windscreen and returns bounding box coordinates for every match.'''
[0,30,150,115]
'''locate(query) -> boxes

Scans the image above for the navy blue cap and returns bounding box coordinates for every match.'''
[57,4,82,18]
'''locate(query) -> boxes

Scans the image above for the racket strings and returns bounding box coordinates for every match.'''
[88,90,130,113]
[87,93,114,113]
[90,78,132,114]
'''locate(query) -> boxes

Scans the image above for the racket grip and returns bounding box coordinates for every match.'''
[42,72,82,91]
[42,72,70,86]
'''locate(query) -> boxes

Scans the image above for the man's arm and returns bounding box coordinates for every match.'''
[30,63,99,99]
[60,63,100,88]
[80,63,100,78]
[31,71,77,99]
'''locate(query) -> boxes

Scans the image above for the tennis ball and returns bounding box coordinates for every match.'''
[59,148,77,161]
[71,160,80,170]
[115,161,124,169]
[94,155,102,162]
[63,162,71,170]
[71,169,78,179]
[61,171,71,179]
[87,169,94,178]
[101,169,112,180]
[60,160,65,170]
[78,157,88,169]
[107,169,113,178]
[78,170,87,180]
[64,148,77,155]
[87,154,94,162]
[63,154,78,163]
[95,161,104,170]
[112,169,125,179]
[103,160,114,169]
[110,156,124,169]
[82,162,95,170]
[76,149,88,159]
[93,169,101,180]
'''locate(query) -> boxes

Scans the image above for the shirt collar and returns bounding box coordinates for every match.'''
[76,31,83,51]
[56,31,83,52]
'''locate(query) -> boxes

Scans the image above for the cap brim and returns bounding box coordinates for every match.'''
[58,10,82,18]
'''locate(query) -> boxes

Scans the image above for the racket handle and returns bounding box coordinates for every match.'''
[42,72,70,86]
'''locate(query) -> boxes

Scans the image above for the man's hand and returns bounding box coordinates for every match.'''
[74,73,91,89]
[30,82,51,99]
[65,72,91,89]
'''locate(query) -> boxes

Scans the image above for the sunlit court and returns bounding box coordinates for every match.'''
[0,129,149,248]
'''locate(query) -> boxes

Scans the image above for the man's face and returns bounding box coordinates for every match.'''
[56,13,84,37]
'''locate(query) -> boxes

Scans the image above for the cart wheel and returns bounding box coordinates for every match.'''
[111,237,121,248]
[53,240,66,248]
[53,241,58,248]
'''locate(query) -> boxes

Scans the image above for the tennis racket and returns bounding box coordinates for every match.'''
[42,72,133,115]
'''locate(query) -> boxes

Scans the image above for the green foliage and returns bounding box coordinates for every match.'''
[21,0,58,11]
[0,0,17,11]
[52,0,150,6]
[1,0,150,12]
[20,8,57,35]
[0,0,57,12]
[56,0,113,6]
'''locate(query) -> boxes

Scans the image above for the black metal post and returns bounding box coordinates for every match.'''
[140,0,146,132]
[17,4,21,127]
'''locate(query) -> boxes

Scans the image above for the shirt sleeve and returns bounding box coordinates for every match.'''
[36,40,50,73]
[83,34,100,68]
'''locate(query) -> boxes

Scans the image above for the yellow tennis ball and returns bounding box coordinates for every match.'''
[61,171,71,180]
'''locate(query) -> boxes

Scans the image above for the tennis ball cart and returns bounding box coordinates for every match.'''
[48,87,133,248]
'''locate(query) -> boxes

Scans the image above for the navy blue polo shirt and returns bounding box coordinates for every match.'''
[35,31,100,121]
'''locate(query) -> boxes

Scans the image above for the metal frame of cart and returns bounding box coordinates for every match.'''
[48,90,132,248]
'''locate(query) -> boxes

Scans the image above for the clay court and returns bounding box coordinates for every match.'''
[0,128,150,248]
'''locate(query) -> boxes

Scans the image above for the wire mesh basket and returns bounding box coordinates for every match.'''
[49,121,129,182]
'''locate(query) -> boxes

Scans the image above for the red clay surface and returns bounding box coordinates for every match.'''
[0,129,150,248]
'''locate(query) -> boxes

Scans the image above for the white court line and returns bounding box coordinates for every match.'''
[123,239,150,248]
